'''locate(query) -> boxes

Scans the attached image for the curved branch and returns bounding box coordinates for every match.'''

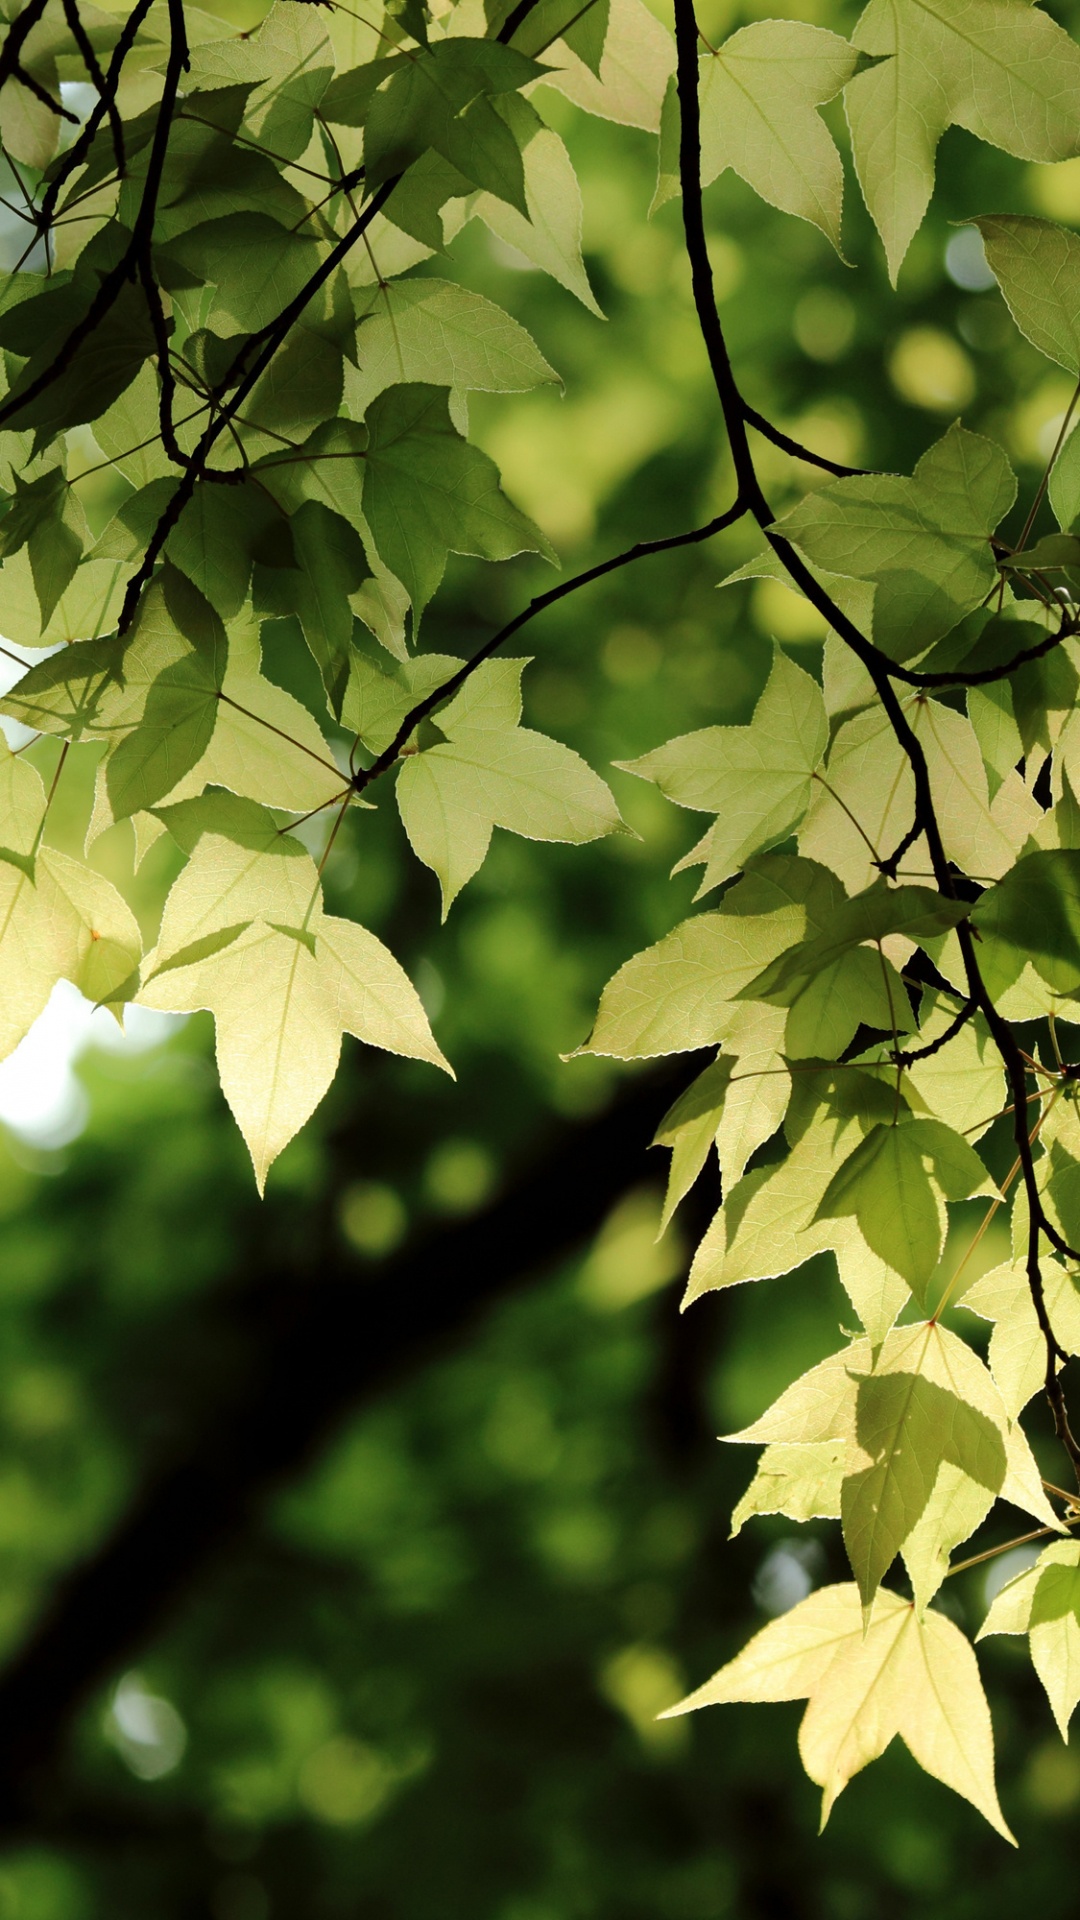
[891,999,975,1068]
[40,0,156,231]
[115,172,402,632]
[887,618,1072,690]
[743,402,868,479]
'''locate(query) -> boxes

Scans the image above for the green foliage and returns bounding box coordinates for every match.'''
[8,0,1080,1861]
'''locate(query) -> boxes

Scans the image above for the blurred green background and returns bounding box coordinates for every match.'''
[3,2,1080,1911]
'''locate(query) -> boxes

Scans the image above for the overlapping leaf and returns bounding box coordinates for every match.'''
[773,426,1017,663]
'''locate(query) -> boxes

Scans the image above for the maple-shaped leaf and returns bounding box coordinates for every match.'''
[347,277,559,418]
[971,849,1080,998]
[391,659,621,916]
[913,695,1040,883]
[664,1583,1014,1841]
[138,799,449,1187]
[799,701,916,894]
[846,0,1080,281]
[686,1115,910,1343]
[0,565,228,825]
[815,1116,990,1291]
[730,1441,847,1538]
[838,1320,1053,1610]
[723,1322,1055,1609]
[961,1257,1080,1420]
[578,852,833,1059]
[979,1542,1080,1741]
[772,424,1016,663]
[360,386,555,623]
[89,611,347,847]
[654,22,865,251]
[616,646,827,898]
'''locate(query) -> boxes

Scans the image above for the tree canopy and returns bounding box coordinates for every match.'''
[6,0,1080,1890]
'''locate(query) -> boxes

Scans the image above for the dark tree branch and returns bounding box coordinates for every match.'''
[891,998,975,1067]
[60,0,124,175]
[875,812,922,880]
[888,616,1075,690]
[39,0,152,231]
[0,0,49,92]
[0,1061,698,1812]
[10,63,76,119]
[742,402,868,478]
[115,172,403,631]
[497,0,548,42]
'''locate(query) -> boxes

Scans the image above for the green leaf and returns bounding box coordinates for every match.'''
[743,879,966,1003]
[580,888,809,1061]
[799,701,914,893]
[1051,426,1080,531]
[730,1441,848,1538]
[847,0,1080,281]
[979,1541,1080,1740]
[152,791,304,859]
[816,1118,989,1289]
[237,322,346,450]
[616,646,827,896]
[0,632,127,740]
[685,1116,907,1328]
[772,424,1016,663]
[395,658,621,914]
[191,6,335,162]
[104,570,228,821]
[0,816,142,1058]
[842,1321,1011,1610]
[3,278,157,445]
[913,695,1039,880]
[652,1055,735,1229]
[139,615,344,822]
[1003,534,1080,574]
[901,997,1004,1143]
[341,643,461,755]
[962,1257,1080,1419]
[0,461,85,628]
[449,99,603,317]
[348,278,558,416]
[361,385,554,621]
[362,39,542,213]
[166,480,290,621]
[664,1583,1013,1842]
[254,501,370,716]
[139,823,449,1186]
[654,23,865,251]
[973,216,1080,374]
[713,1001,790,1189]
[162,213,321,334]
[498,0,608,72]
[537,0,674,134]
[971,849,1080,995]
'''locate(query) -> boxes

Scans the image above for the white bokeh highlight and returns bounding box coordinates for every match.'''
[0,982,182,1149]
